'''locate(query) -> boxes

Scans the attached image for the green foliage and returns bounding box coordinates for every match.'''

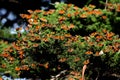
[0,28,17,42]
[109,0,120,3]
[0,2,120,80]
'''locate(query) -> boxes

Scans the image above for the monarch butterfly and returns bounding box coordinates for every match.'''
[74,11,79,16]
[95,51,100,56]
[8,57,14,61]
[27,10,34,14]
[2,53,10,57]
[102,29,107,33]
[87,11,94,15]
[73,6,79,10]
[93,9,102,15]
[83,59,89,65]
[68,77,74,80]
[58,10,65,14]
[106,32,114,38]
[33,43,39,47]
[25,27,29,31]
[67,48,74,52]
[17,33,21,38]
[89,4,96,8]
[15,67,21,71]
[18,50,24,55]
[85,51,93,55]
[82,7,89,11]
[16,27,22,31]
[34,10,42,13]
[30,37,35,41]
[69,24,75,29]
[8,48,13,53]
[44,62,49,69]
[19,54,24,59]
[102,16,107,19]
[80,14,87,18]
[31,63,36,69]
[1,64,6,68]
[116,4,120,12]
[31,19,39,25]
[74,57,80,62]
[40,18,47,22]
[15,46,22,51]
[20,65,29,70]
[61,25,69,30]
[59,58,67,62]
[64,34,72,37]
[67,13,72,18]
[42,37,49,42]
[0,78,2,80]
[35,36,41,40]
[96,35,103,42]
[47,9,55,14]
[106,3,114,10]
[52,35,60,40]
[20,14,32,19]
[58,16,66,21]
[67,4,73,7]
[90,32,98,36]
[35,26,40,29]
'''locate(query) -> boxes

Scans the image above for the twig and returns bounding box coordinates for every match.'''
[111,73,120,78]
[105,0,108,10]
[50,70,67,80]
[82,65,87,80]
[95,71,99,80]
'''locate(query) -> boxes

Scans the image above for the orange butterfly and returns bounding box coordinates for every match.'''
[64,34,72,38]
[102,16,107,19]
[59,10,65,14]
[40,18,47,22]
[20,65,29,71]
[61,25,69,30]
[1,64,6,68]
[59,58,67,62]
[15,67,21,71]
[44,62,49,69]
[27,10,34,14]
[16,27,22,31]
[80,14,87,18]
[58,16,66,21]
[93,9,102,15]
[20,14,31,19]
[8,57,14,61]
[116,4,120,12]
[68,48,74,52]
[73,6,79,10]
[2,53,10,57]
[33,43,39,47]
[0,78,2,80]
[31,63,36,68]
[82,7,89,11]
[34,10,42,13]
[67,13,72,18]
[83,59,89,65]
[69,24,75,29]
[74,57,80,62]
[67,4,72,7]
[74,11,79,16]
[89,4,96,8]
[42,38,49,42]
[85,51,93,55]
